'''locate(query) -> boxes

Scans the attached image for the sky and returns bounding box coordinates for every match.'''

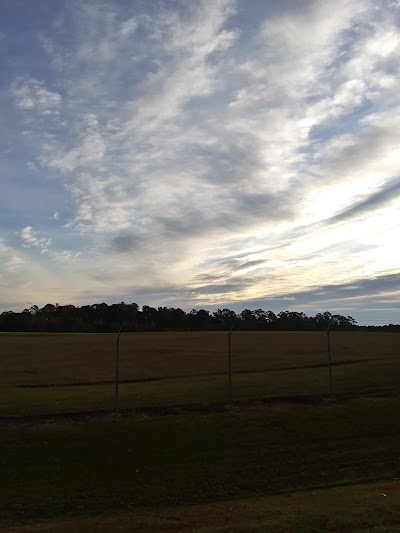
[1,0,399,324]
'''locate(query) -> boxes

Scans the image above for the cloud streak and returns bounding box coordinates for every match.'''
[325,177,400,225]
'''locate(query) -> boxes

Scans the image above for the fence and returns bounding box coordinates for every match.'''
[1,330,399,418]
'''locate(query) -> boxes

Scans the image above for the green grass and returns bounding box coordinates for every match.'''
[1,331,399,417]
[1,331,399,531]
[2,397,400,531]
[1,363,398,418]
[4,482,400,532]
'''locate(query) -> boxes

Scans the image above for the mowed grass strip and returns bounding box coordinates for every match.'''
[1,397,400,530]
[5,481,400,532]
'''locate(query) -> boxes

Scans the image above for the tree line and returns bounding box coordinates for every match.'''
[0,302,398,332]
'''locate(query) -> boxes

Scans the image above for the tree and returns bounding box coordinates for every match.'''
[212,309,237,330]
[188,309,210,330]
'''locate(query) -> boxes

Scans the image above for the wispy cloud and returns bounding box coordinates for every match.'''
[325,177,400,225]
[11,77,61,114]
[17,226,52,253]
[15,226,81,264]
[46,250,81,263]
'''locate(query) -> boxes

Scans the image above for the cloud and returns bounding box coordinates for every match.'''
[324,177,400,225]
[15,226,81,265]
[276,272,400,307]
[0,239,25,274]
[4,256,25,273]
[46,250,81,263]
[216,272,400,314]
[11,77,61,114]
[17,226,52,253]
[226,259,267,272]
[29,1,243,235]
[110,233,145,253]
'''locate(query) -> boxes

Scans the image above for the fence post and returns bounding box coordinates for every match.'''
[326,320,334,397]
[115,324,122,414]
[227,323,235,402]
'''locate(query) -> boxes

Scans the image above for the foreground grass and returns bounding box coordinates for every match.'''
[6,481,400,532]
[2,397,400,531]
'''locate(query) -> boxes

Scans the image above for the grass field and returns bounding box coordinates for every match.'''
[2,398,400,531]
[1,331,399,531]
[0,331,399,417]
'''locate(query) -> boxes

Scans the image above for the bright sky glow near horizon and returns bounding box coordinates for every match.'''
[1,0,399,324]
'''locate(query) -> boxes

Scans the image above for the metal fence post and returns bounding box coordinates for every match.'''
[326,321,334,397]
[115,324,122,414]
[227,323,235,402]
